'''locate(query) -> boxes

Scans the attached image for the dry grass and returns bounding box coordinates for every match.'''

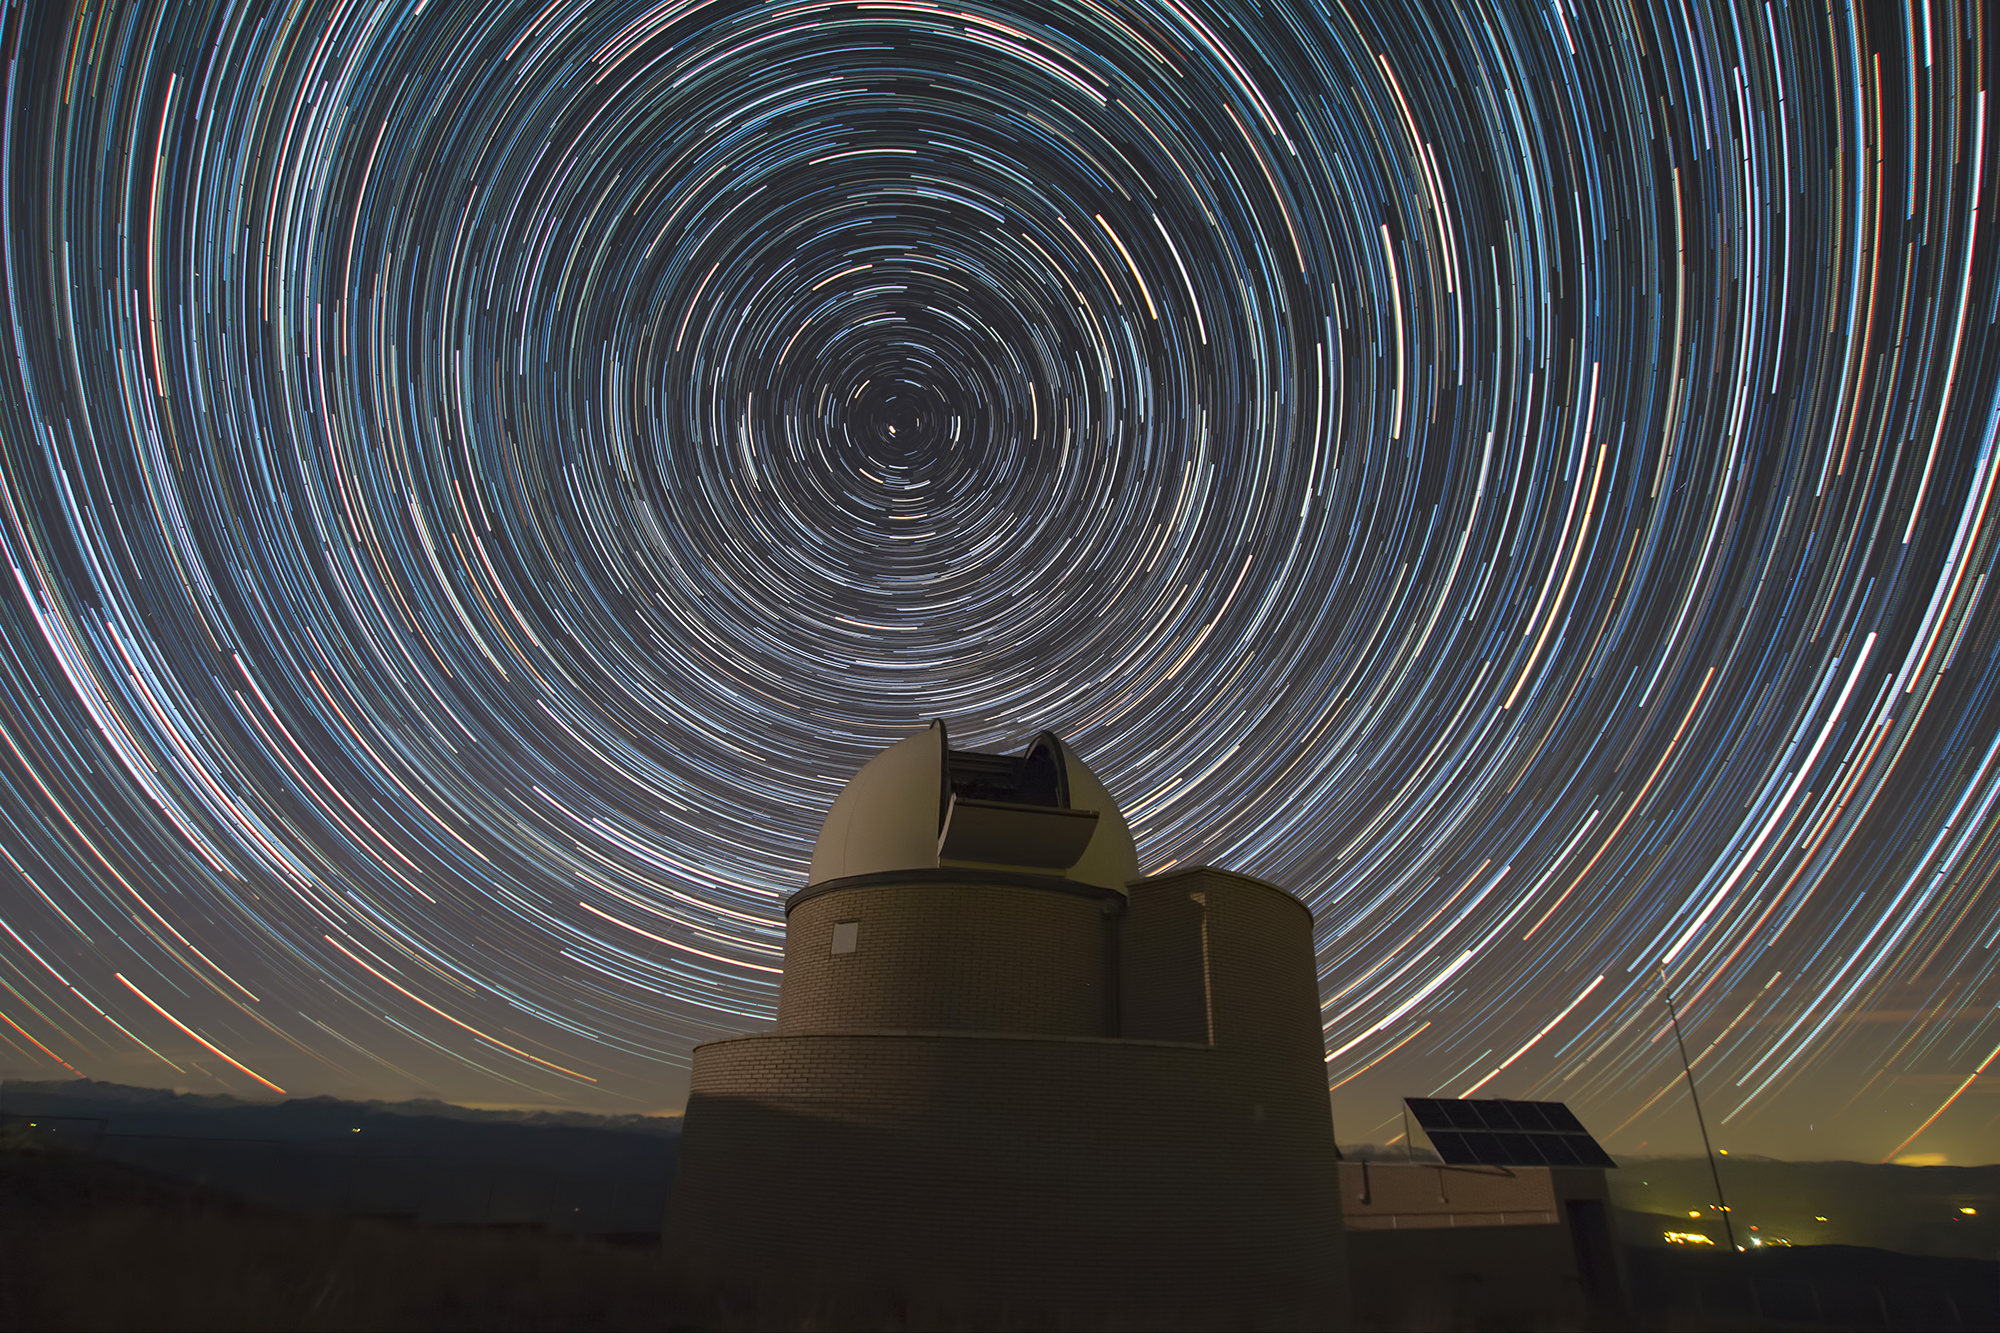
[13,1130,1986,1331]
[0,1142,699,1331]
[0,1139,1134,1331]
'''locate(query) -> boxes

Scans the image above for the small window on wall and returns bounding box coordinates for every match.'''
[831,920,859,955]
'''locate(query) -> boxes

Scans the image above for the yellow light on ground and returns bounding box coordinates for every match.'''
[1815,1216,1828,1222]
[1664,1232,1716,1246]
[1688,1211,1702,1218]
[1961,1207,1977,1215]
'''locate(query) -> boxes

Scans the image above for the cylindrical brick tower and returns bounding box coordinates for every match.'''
[664,721,1348,1329]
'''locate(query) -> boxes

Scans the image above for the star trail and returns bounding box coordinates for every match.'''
[0,0,1995,1162]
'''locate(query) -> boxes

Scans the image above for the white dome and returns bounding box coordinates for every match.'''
[807,721,1139,891]
[809,727,947,885]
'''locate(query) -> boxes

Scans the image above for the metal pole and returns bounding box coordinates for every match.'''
[1662,969,1737,1251]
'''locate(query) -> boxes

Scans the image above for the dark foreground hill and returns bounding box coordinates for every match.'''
[6,1132,1999,1331]
[0,1142,698,1331]
[0,1136,1015,1332]
[1622,1242,2000,1330]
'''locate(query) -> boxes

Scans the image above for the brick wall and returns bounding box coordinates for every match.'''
[668,865,1349,1328]
[1338,1160,1560,1227]
[780,877,1117,1037]
[1335,1163,1622,1326]
[1118,879,1209,1042]
[668,1031,1344,1328]
[1156,868,1323,1061]
[1123,869,1338,1160]
[1345,1224,1589,1329]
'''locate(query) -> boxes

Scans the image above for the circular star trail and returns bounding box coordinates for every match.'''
[0,0,1995,1159]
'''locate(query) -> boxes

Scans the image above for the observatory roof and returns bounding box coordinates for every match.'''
[808,721,1139,891]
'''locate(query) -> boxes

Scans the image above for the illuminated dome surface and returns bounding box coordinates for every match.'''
[808,721,1139,891]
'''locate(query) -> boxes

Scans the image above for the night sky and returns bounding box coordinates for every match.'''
[0,0,1994,1165]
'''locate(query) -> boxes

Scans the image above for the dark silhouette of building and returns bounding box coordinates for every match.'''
[664,721,1346,1328]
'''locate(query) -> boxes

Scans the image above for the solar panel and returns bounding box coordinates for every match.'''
[1404,1098,1617,1168]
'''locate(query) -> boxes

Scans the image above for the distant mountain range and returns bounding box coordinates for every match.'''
[0,1077,682,1135]
[0,1078,679,1238]
[1607,1153,1997,1260]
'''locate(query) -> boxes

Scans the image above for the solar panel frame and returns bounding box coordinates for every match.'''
[1403,1097,1616,1168]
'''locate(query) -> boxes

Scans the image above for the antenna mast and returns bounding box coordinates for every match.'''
[1661,968,1736,1251]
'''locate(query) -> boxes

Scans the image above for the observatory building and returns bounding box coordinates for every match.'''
[664,721,1347,1327]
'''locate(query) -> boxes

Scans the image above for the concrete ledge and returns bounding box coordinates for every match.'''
[1141,864,1316,921]
[787,867,1124,913]
[695,1027,1211,1052]
[1346,1210,1559,1230]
